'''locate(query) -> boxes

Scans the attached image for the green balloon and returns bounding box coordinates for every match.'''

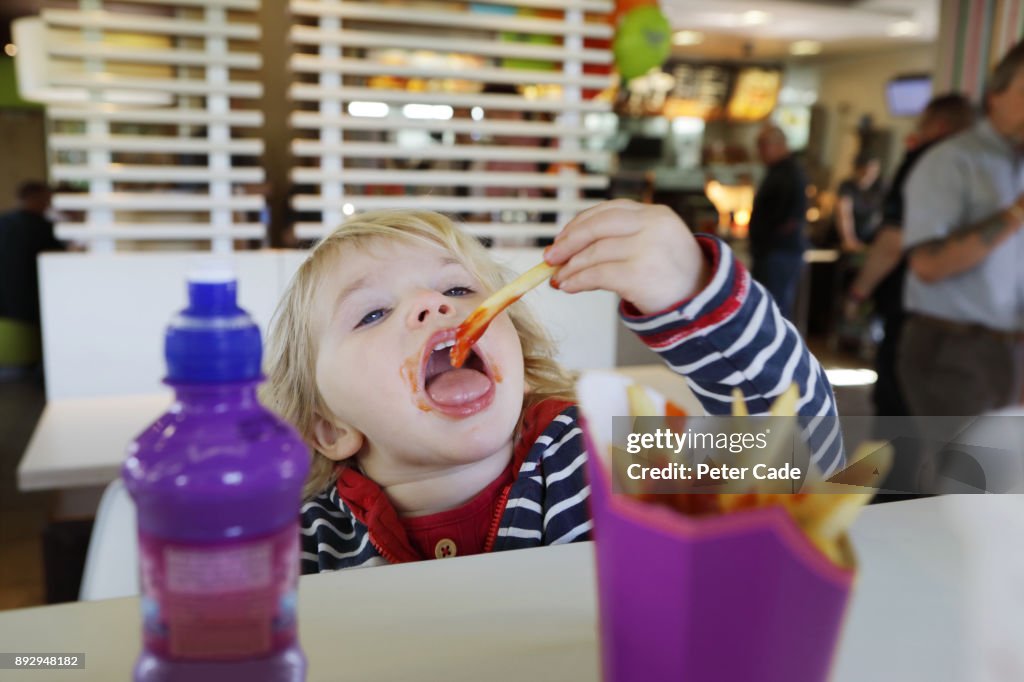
[613,6,671,81]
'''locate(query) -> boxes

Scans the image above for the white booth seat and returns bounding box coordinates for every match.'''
[79,480,139,601]
[39,248,619,400]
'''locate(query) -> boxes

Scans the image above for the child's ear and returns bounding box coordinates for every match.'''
[312,415,364,462]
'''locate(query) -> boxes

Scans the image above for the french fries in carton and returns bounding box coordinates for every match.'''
[578,371,891,682]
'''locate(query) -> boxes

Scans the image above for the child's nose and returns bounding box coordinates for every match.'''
[407,291,456,328]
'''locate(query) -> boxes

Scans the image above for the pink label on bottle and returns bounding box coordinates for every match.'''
[138,524,299,661]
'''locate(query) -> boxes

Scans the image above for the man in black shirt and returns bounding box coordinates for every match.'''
[0,182,65,325]
[844,94,975,416]
[749,125,808,321]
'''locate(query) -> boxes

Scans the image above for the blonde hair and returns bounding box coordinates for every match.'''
[262,210,577,500]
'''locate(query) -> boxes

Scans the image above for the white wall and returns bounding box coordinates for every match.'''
[813,45,939,189]
[39,251,285,399]
[40,249,618,399]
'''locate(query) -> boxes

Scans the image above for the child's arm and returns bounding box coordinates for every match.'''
[544,200,842,476]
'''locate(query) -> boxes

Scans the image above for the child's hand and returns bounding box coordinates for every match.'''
[543,200,712,315]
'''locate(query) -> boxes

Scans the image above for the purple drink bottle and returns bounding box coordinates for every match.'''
[123,270,309,681]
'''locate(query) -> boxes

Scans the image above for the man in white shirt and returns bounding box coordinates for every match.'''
[899,43,1024,416]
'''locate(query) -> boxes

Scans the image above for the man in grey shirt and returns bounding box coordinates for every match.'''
[899,43,1024,416]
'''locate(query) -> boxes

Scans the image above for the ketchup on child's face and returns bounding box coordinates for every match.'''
[401,353,432,412]
[311,240,527,483]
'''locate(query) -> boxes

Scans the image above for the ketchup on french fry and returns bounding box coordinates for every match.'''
[451,262,557,368]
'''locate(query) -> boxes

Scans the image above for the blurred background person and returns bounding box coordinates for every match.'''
[845,94,976,417]
[749,124,808,321]
[834,153,885,253]
[0,182,66,326]
[899,42,1024,417]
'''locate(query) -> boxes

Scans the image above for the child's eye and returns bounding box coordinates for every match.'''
[444,286,474,297]
[355,308,389,328]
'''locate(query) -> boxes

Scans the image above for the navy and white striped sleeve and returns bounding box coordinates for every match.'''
[619,234,844,476]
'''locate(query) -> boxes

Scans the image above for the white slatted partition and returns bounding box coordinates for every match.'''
[287,0,614,243]
[35,0,265,252]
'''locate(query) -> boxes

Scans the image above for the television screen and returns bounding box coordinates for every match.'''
[886,76,932,117]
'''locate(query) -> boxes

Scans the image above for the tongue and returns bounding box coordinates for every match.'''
[426,368,492,406]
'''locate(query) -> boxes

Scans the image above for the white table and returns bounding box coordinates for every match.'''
[16,366,703,493]
[17,392,173,492]
[0,496,987,681]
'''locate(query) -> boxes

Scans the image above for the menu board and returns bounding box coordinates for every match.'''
[661,63,731,120]
[622,61,783,122]
[726,68,782,122]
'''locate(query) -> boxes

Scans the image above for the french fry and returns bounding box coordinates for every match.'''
[665,400,688,440]
[769,383,799,417]
[719,492,759,513]
[805,529,847,566]
[624,383,665,497]
[777,493,839,529]
[627,383,658,417]
[731,388,749,417]
[450,261,558,367]
[800,494,872,565]
[720,384,800,494]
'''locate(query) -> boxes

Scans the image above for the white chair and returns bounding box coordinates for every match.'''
[78,479,140,601]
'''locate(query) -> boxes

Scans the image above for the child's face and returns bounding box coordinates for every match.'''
[310,238,526,486]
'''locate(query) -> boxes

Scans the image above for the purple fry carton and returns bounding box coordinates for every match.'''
[577,372,854,682]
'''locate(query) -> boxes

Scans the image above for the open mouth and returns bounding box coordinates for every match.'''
[419,330,495,417]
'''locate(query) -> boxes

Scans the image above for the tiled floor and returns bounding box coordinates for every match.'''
[0,373,51,612]
[0,506,50,609]
[0,339,876,613]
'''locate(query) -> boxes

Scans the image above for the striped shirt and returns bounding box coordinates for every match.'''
[300,235,842,573]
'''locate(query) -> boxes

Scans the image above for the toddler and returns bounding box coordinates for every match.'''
[263,200,842,573]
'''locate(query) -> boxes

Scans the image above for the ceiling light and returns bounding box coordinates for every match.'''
[741,10,770,26]
[887,21,920,37]
[790,40,823,56]
[4,43,17,58]
[672,30,704,46]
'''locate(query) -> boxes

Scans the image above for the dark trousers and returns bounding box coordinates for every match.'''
[870,312,922,500]
[751,250,804,322]
[873,313,910,416]
[898,315,1024,416]
[896,315,1024,494]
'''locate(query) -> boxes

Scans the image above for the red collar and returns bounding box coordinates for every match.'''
[335,398,573,564]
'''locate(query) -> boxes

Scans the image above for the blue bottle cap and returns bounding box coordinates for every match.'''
[164,269,262,383]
